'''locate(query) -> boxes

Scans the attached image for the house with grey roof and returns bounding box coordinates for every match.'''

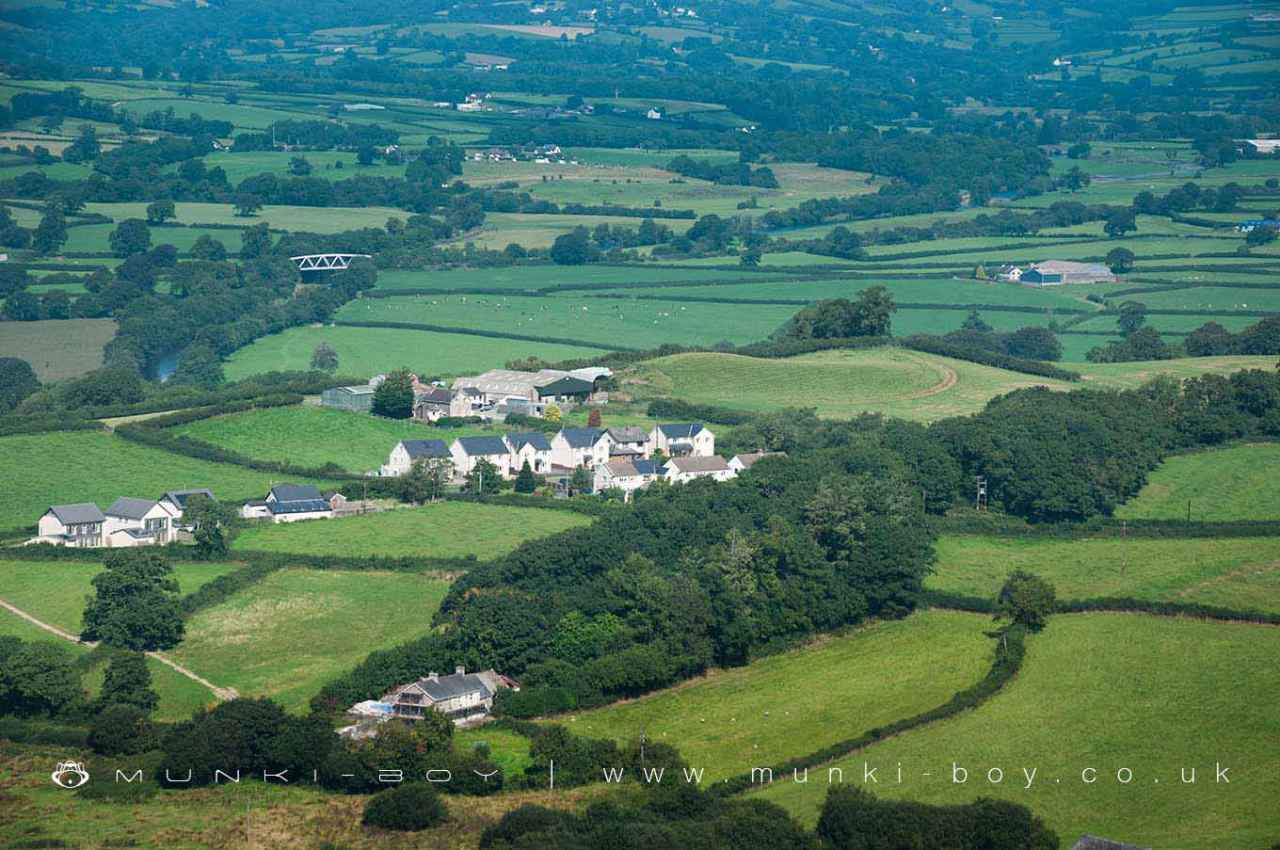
[382,439,452,477]
[647,423,715,458]
[450,435,514,479]
[728,452,785,474]
[1022,260,1116,285]
[380,666,515,725]
[551,427,613,470]
[35,503,105,548]
[413,386,471,422]
[157,489,216,522]
[664,454,735,484]
[104,497,176,546]
[607,426,649,459]
[593,458,666,499]
[505,431,554,473]
[242,483,333,523]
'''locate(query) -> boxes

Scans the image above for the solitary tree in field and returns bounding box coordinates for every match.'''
[310,342,339,372]
[32,205,68,255]
[995,570,1056,632]
[289,156,312,176]
[1117,300,1147,336]
[1105,247,1135,274]
[146,200,176,225]
[234,194,263,217]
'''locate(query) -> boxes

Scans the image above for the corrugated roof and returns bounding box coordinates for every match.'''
[106,497,159,520]
[47,503,105,524]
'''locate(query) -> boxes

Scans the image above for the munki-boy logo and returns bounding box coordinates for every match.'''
[50,761,90,789]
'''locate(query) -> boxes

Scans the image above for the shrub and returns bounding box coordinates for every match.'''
[88,704,157,756]
[362,783,448,831]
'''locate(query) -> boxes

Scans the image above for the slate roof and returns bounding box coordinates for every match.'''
[457,435,510,456]
[270,483,325,503]
[417,671,495,702]
[47,503,105,524]
[632,459,664,476]
[160,489,215,508]
[401,439,450,459]
[106,497,159,520]
[668,455,730,473]
[112,527,157,540]
[657,423,705,439]
[608,426,647,443]
[268,499,331,515]
[415,387,453,405]
[559,427,606,448]
[506,431,552,451]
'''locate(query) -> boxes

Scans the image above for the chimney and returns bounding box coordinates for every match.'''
[428,671,438,680]
[455,665,465,676]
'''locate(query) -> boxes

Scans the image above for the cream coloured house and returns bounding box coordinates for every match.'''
[506,431,554,473]
[647,423,715,457]
[551,428,613,470]
[664,455,735,484]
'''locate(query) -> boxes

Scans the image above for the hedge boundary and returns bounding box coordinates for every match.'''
[900,335,1082,381]
[923,590,1280,625]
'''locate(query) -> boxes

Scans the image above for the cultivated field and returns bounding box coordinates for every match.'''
[569,610,992,780]
[0,318,114,381]
[756,613,1280,850]
[231,502,591,560]
[1116,443,1280,521]
[170,568,452,711]
[930,535,1280,613]
[0,431,336,531]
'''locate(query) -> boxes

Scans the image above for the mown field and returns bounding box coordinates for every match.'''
[756,614,1280,850]
[1116,443,1280,521]
[169,568,452,711]
[79,201,410,233]
[569,610,992,780]
[231,501,591,560]
[0,431,336,531]
[930,535,1280,613]
[0,318,114,381]
[222,325,608,382]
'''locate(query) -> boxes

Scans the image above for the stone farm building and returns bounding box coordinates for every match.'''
[1021,260,1116,286]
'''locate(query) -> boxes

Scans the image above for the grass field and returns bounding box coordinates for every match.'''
[172,404,434,474]
[62,223,245,254]
[569,610,992,780]
[222,325,608,381]
[1072,355,1277,389]
[372,265,772,291]
[0,431,335,531]
[930,535,1280,613]
[231,501,591,560]
[624,348,1072,421]
[755,614,1280,850]
[1116,443,1280,521]
[80,201,409,232]
[170,568,451,711]
[0,318,114,381]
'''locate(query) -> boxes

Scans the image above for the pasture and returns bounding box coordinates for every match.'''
[0,318,114,381]
[0,430,336,531]
[1115,443,1280,521]
[372,264,778,291]
[930,535,1280,613]
[221,325,608,381]
[170,568,452,711]
[80,201,409,232]
[755,614,1280,850]
[230,501,591,560]
[569,610,992,780]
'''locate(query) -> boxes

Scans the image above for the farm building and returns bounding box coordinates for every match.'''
[321,383,377,412]
[413,386,470,422]
[452,367,608,414]
[648,423,716,457]
[1236,219,1280,233]
[34,503,105,548]
[380,666,515,725]
[381,439,452,477]
[664,455,736,484]
[1021,261,1116,285]
[1069,838,1150,850]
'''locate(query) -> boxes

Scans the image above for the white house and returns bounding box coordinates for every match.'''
[593,458,664,499]
[646,108,663,120]
[728,452,785,474]
[647,423,714,458]
[380,666,513,725]
[157,489,216,525]
[664,455,735,484]
[505,431,554,473]
[35,503,105,548]
[607,426,649,459]
[450,436,513,479]
[993,265,1023,282]
[104,497,176,546]
[247,484,334,523]
[551,428,613,470]
[382,439,452,477]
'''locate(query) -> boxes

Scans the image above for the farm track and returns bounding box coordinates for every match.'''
[0,596,238,701]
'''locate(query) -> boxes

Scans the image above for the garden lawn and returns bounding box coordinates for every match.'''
[231,501,591,560]
[0,318,114,381]
[0,431,337,532]
[170,568,452,711]
[568,610,992,781]
[223,325,608,382]
[1116,443,1280,521]
[755,614,1280,850]
[931,535,1280,613]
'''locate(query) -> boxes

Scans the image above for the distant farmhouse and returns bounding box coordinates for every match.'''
[1021,260,1116,286]
[1236,218,1280,233]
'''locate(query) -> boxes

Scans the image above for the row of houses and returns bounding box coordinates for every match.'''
[33,489,214,549]
[594,451,780,497]
[381,423,717,480]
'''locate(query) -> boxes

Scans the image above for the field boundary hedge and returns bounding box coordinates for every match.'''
[923,590,1280,625]
[900,335,1082,381]
[937,513,1280,538]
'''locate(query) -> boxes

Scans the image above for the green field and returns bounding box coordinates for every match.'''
[0,431,336,531]
[570,610,992,780]
[222,325,608,381]
[231,501,591,560]
[372,264,773,291]
[625,348,1072,421]
[80,201,409,233]
[1072,355,1278,389]
[0,318,114,381]
[62,223,244,254]
[756,614,1280,850]
[1116,443,1280,521]
[172,404,433,474]
[170,568,452,711]
[931,535,1280,613]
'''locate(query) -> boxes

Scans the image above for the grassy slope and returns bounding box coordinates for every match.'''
[931,535,1280,613]
[0,318,114,381]
[0,431,337,531]
[756,614,1280,850]
[231,502,591,560]
[1116,443,1280,521]
[170,568,451,711]
[222,325,607,382]
[172,404,433,474]
[569,610,992,780]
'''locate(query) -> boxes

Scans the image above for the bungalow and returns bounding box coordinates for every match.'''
[380,666,514,725]
[551,427,613,470]
[104,497,175,546]
[450,436,513,479]
[728,452,784,474]
[35,503,105,548]
[663,455,735,484]
[382,439,452,477]
[607,426,649,459]
[593,458,664,499]
[506,431,554,473]
[254,484,333,523]
[647,423,715,457]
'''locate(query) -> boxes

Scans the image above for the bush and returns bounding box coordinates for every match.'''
[362,783,448,831]
[88,704,157,755]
